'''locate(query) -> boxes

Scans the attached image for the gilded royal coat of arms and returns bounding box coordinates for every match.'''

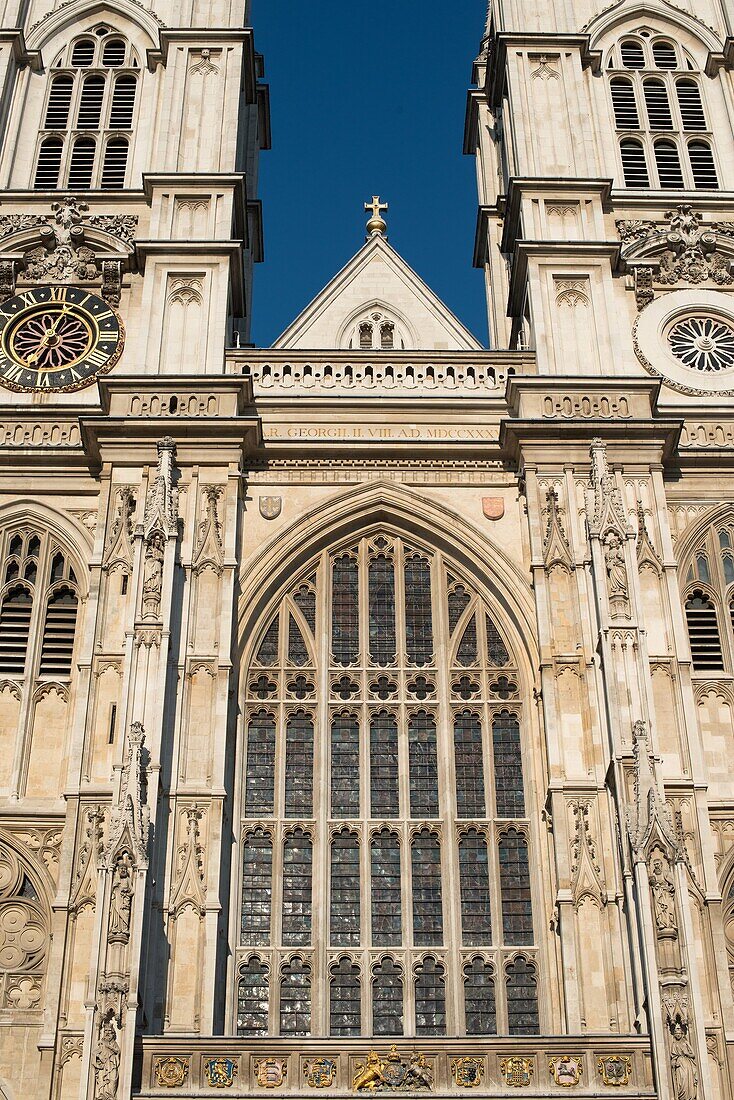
[353,1046,433,1091]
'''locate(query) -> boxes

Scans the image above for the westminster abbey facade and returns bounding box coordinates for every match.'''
[1,0,734,1098]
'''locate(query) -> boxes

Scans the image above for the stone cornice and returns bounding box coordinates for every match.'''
[508,240,620,317]
[0,29,42,71]
[485,33,600,108]
[146,27,258,102]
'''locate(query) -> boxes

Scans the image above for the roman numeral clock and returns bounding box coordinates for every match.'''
[0,285,124,392]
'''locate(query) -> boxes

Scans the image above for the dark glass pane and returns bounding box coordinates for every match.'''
[280,960,311,1035]
[330,959,361,1036]
[454,711,485,817]
[285,711,314,817]
[492,711,525,817]
[456,614,478,665]
[372,959,403,1036]
[244,711,275,815]
[676,79,706,131]
[414,958,445,1036]
[293,582,316,632]
[370,711,399,818]
[237,959,269,1036]
[331,713,360,817]
[448,583,471,633]
[255,616,279,664]
[411,832,442,946]
[288,614,310,666]
[409,711,438,818]
[464,958,496,1035]
[506,957,539,1035]
[241,832,272,944]
[369,555,396,664]
[371,831,401,946]
[486,615,509,665]
[499,829,533,945]
[404,556,433,665]
[459,831,491,945]
[330,832,360,946]
[653,41,678,69]
[282,833,312,946]
[689,140,718,189]
[332,555,359,665]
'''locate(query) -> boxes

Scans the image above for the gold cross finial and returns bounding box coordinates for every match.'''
[365,195,388,238]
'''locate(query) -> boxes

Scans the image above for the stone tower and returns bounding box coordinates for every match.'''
[1,1,734,1099]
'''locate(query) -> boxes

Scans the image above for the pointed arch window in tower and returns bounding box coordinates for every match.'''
[238,535,537,1035]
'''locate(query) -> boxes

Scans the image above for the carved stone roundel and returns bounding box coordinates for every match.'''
[634,288,734,396]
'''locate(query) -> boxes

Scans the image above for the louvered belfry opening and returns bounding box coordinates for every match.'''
[237,532,538,1037]
[40,587,78,676]
[0,585,33,675]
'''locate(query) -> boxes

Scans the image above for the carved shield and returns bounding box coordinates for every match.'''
[482,496,504,520]
[259,495,282,520]
[256,1058,287,1088]
[205,1058,238,1088]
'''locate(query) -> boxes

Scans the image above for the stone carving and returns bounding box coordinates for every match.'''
[353,1048,433,1090]
[530,54,559,80]
[548,1056,583,1087]
[142,530,165,620]
[0,843,47,977]
[664,994,698,1100]
[634,266,654,310]
[0,213,47,240]
[93,1016,121,1099]
[596,1056,632,1087]
[543,487,573,570]
[482,496,504,520]
[96,975,129,1029]
[60,1035,84,1064]
[205,1057,238,1088]
[255,1058,288,1088]
[450,1057,484,1087]
[189,48,219,76]
[154,1056,189,1088]
[87,214,138,247]
[259,495,282,520]
[603,529,630,619]
[169,806,205,918]
[636,501,662,573]
[587,439,630,539]
[649,847,678,936]
[304,1058,337,1088]
[71,806,105,912]
[101,260,122,306]
[193,486,224,575]
[143,437,179,541]
[108,849,134,944]
[14,826,62,878]
[0,259,15,302]
[5,974,42,1009]
[554,277,589,308]
[569,799,605,907]
[499,1057,534,1087]
[106,722,149,869]
[626,719,680,862]
[167,275,203,306]
[617,205,734,292]
[104,487,136,572]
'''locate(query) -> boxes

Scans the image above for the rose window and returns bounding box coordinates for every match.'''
[668,315,734,373]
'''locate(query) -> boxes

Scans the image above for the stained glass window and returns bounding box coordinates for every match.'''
[464,958,496,1035]
[370,711,399,818]
[499,829,533,945]
[239,534,535,1036]
[409,711,439,818]
[331,713,360,817]
[370,830,401,945]
[282,831,312,946]
[241,831,272,944]
[332,555,359,665]
[369,555,396,664]
[493,712,525,818]
[237,958,269,1035]
[330,958,361,1036]
[330,831,360,946]
[411,830,443,945]
[245,711,275,816]
[280,959,311,1035]
[454,711,485,817]
[459,829,491,945]
[372,958,403,1036]
[414,957,446,1036]
[404,556,433,665]
[506,956,539,1034]
[285,711,314,817]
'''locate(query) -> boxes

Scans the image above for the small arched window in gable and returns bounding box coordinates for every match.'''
[609,33,719,190]
[345,309,408,350]
[34,28,139,191]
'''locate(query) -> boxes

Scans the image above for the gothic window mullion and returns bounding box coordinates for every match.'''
[709,528,734,672]
[312,556,331,1035]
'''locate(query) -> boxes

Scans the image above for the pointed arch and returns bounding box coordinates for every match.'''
[26,0,163,52]
[238,481,538,686]
[336,298,420,352]
[0,499,92,581]
[585,1,724,57]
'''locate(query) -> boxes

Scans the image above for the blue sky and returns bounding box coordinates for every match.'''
[250,1,489,348]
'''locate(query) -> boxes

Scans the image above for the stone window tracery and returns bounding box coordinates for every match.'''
[237,533,537,1036]
[608,35,718,190]
[345,310,407,351]
[34,27,139,191]
[0,529,79,683]
[683,520,734,671]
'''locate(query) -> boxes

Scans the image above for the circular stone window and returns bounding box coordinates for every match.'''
[634,289,734,395]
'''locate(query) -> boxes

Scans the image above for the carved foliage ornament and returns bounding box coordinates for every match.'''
[104,487,136,572]
[618,205,734,300]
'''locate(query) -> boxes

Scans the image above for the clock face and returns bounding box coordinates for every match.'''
[0,285,124,393]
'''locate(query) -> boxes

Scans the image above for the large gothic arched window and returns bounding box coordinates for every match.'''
[608,33,719,190]
[236,532,538,1036]
[682,519,734,672]
[34,25,139,191]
